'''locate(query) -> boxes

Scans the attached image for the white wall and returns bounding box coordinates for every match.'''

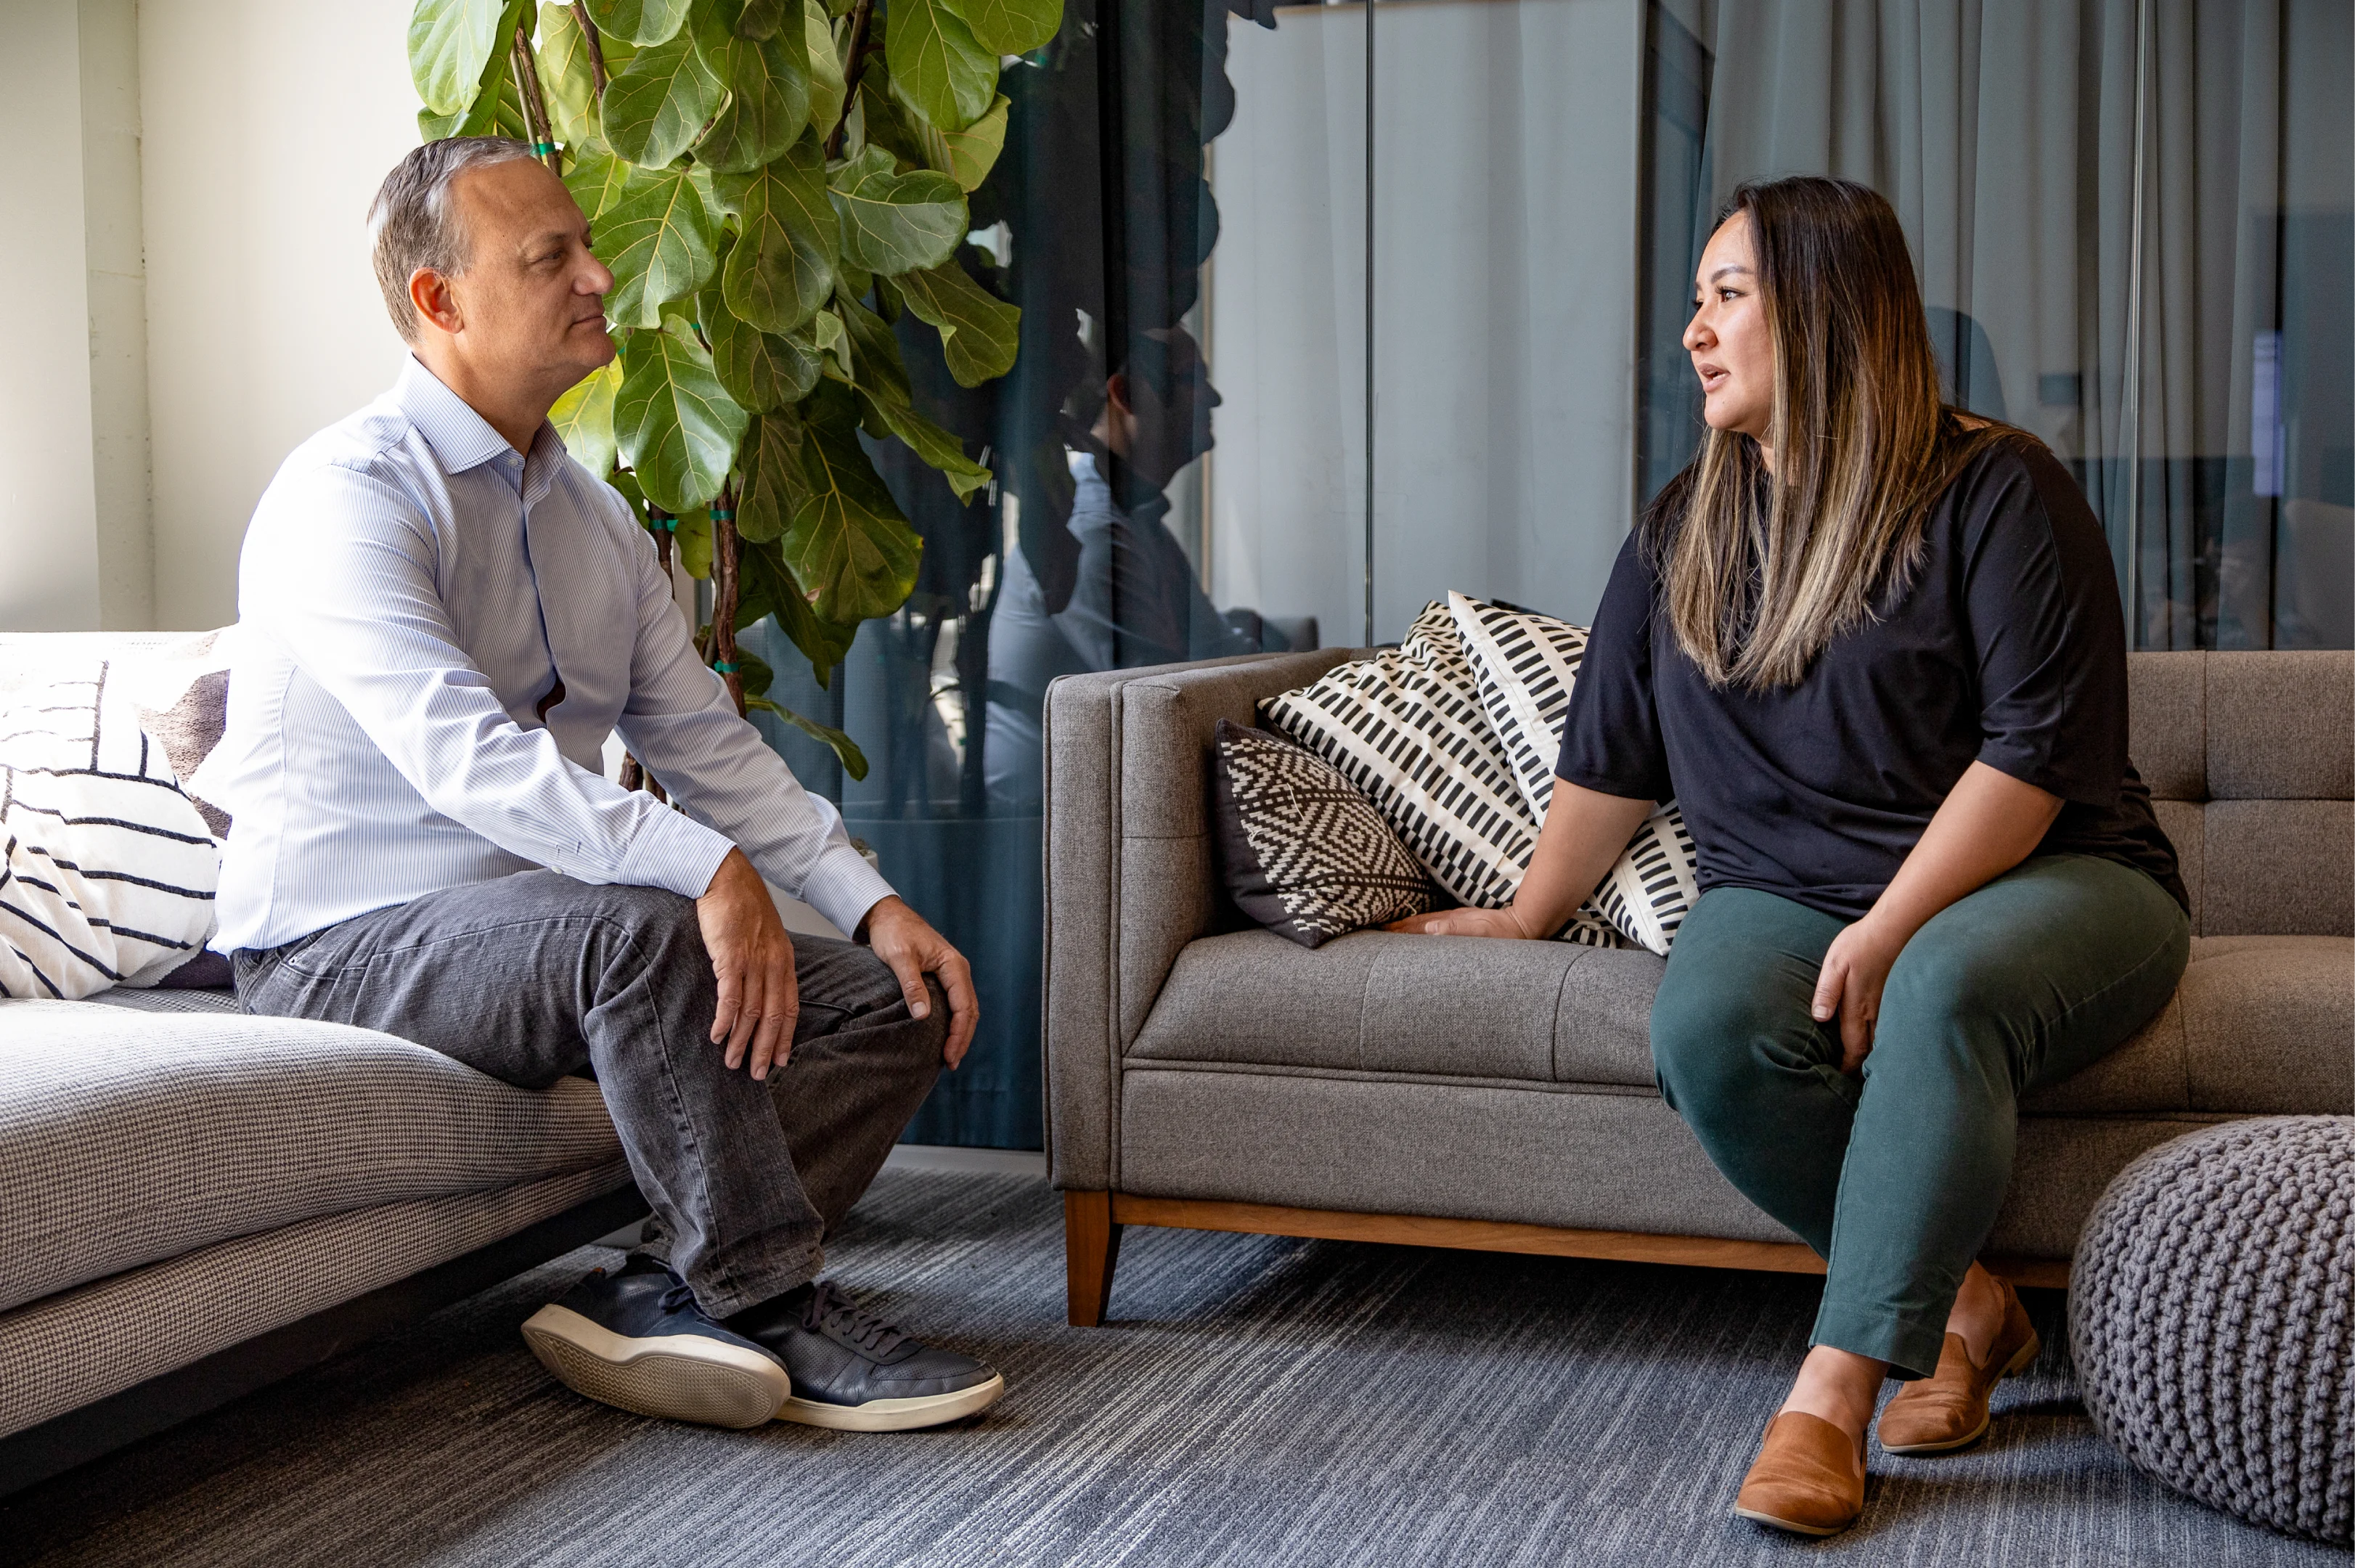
[1208,0,1644,643]
[0,0,105,631]
[139,0,419,632]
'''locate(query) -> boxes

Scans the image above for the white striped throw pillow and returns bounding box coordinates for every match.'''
[1,663,220,998]
[1447,592,1701,955]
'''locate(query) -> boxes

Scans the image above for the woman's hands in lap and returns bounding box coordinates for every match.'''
[1385,908,1537,939]
[1811,915,1907,1071]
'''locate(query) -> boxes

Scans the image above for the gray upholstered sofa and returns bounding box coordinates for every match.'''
[1043,647,2355,1324]
[0,633,645,1495]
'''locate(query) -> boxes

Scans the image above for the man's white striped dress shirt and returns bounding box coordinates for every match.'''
[212,357,893,954]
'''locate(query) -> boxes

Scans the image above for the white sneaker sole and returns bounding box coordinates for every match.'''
[777,1372,1007,1432]
[521,1304,791,1429]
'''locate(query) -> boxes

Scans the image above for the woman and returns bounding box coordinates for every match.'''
[1392,176,2187,1536]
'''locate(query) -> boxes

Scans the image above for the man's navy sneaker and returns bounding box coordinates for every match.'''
[521,1255,791,1428]
[731,1279,1005,1431]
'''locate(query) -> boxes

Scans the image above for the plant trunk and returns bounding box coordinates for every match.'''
[511,25,560,173]
[825,0,878,159]
[571,1,608,94]
[712,495,746,718]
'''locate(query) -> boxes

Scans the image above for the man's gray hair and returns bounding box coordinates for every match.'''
[368,137,541,343]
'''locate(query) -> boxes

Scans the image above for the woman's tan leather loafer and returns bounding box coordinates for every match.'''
[1732,1411,1867,1536]
[1877,1275,2041,1455]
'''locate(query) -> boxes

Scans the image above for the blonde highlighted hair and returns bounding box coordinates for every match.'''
[1656,176,2018,690]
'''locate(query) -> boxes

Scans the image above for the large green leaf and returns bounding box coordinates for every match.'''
[926,92,1008,190]
[837,295,910,407]
[943,0,1061,54]
[582,0,691,46]
[409,0,506,114]
[735,410,812,544]
[859,388,990,501]
[805,0,846,138]
[783,384,922,622]
[597,165,719,327]
[826,144,965,276]
[894,261,1019,387]
[566,145,633,221]
[616,317,748,512]
[417,0,528,138]
[761,700,868,777]
[743,533,860,690]
[536,2,603,146]
[701,273,822,411]
[551,361,622,479]
[716,139,836,332]
[692,4,811,172]
[602,30,724,168]
[884,0,996,131]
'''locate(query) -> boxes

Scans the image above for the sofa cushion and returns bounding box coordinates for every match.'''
[1137,931,2351,1117]
[1130,928,1665,1087]
[0,1000,621,1315]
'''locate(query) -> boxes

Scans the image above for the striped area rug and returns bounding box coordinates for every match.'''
[4,1172,2337,1567]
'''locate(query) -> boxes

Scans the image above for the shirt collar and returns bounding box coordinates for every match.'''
[393,356,556,481]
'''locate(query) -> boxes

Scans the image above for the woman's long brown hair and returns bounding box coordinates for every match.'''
[1657,176,2015,690]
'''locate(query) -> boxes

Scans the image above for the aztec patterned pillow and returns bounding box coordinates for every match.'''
[1447,592,1702,955]
[1209,719,1433,947]
[0,662,221,998]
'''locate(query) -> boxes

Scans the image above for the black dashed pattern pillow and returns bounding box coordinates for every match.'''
[1448,592,1702,955]
[1260,602,1535,910]
[1210,720,1434,947]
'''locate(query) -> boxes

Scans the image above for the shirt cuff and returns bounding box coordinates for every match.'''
[614,805,736,900]
[800,841,897,940]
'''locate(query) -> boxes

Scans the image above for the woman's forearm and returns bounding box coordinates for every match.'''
[1509,780,1657,937]
[1861,761,2063,947]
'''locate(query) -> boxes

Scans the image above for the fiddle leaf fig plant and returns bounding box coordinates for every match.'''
[405,0,1053,780]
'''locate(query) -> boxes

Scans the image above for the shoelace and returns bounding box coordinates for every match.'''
[801,1279,910,1359]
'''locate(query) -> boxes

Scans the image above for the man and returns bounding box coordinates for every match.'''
[211,136,1001,1432]
[984,327,1261,810]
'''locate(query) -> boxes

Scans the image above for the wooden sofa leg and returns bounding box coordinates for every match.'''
[1064,1191,1122,1326]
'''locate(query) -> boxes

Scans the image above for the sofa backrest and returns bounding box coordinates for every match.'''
[2127,650,2354,937]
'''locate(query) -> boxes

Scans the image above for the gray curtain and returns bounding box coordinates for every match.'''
[1666,0,2352,648]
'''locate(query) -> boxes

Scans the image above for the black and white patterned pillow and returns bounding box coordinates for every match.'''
[1210,719,1433,947]
[1448,592,1702,955]
[1,663,220,999]
[1260,602,1533,910]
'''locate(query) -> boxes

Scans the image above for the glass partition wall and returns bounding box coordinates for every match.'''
[755,0,2348,1148]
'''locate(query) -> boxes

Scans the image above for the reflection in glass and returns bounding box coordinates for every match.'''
[1638,0,2351,650]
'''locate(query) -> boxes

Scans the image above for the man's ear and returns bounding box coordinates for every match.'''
[409,268,464,337]
[1103,371,1132,419]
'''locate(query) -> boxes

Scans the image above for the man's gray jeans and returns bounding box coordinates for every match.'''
[233,869,944,1318]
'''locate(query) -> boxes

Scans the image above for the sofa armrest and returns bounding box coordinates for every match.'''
[1041,646,1361,1189]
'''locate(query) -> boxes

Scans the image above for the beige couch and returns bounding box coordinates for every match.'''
[1042,648,2354,1324]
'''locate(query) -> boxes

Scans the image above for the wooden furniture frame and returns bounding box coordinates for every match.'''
[1061,1191,2068,1327]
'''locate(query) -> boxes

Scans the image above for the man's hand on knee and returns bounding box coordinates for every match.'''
[855,896,979,1069]
[698,848,798,1080]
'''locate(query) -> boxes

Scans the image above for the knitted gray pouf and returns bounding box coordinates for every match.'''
[2070,1116,2355,1544]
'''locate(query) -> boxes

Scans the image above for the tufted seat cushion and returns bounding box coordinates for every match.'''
[1134,928,2353,1116]
[0,998,621,1315]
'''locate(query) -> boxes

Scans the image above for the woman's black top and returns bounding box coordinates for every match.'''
[1555,438,2187,923]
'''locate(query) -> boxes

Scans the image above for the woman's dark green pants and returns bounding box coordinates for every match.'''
[1650,854,2189,1379]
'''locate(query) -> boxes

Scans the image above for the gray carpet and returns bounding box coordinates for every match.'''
[1,1170,2342,1567]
